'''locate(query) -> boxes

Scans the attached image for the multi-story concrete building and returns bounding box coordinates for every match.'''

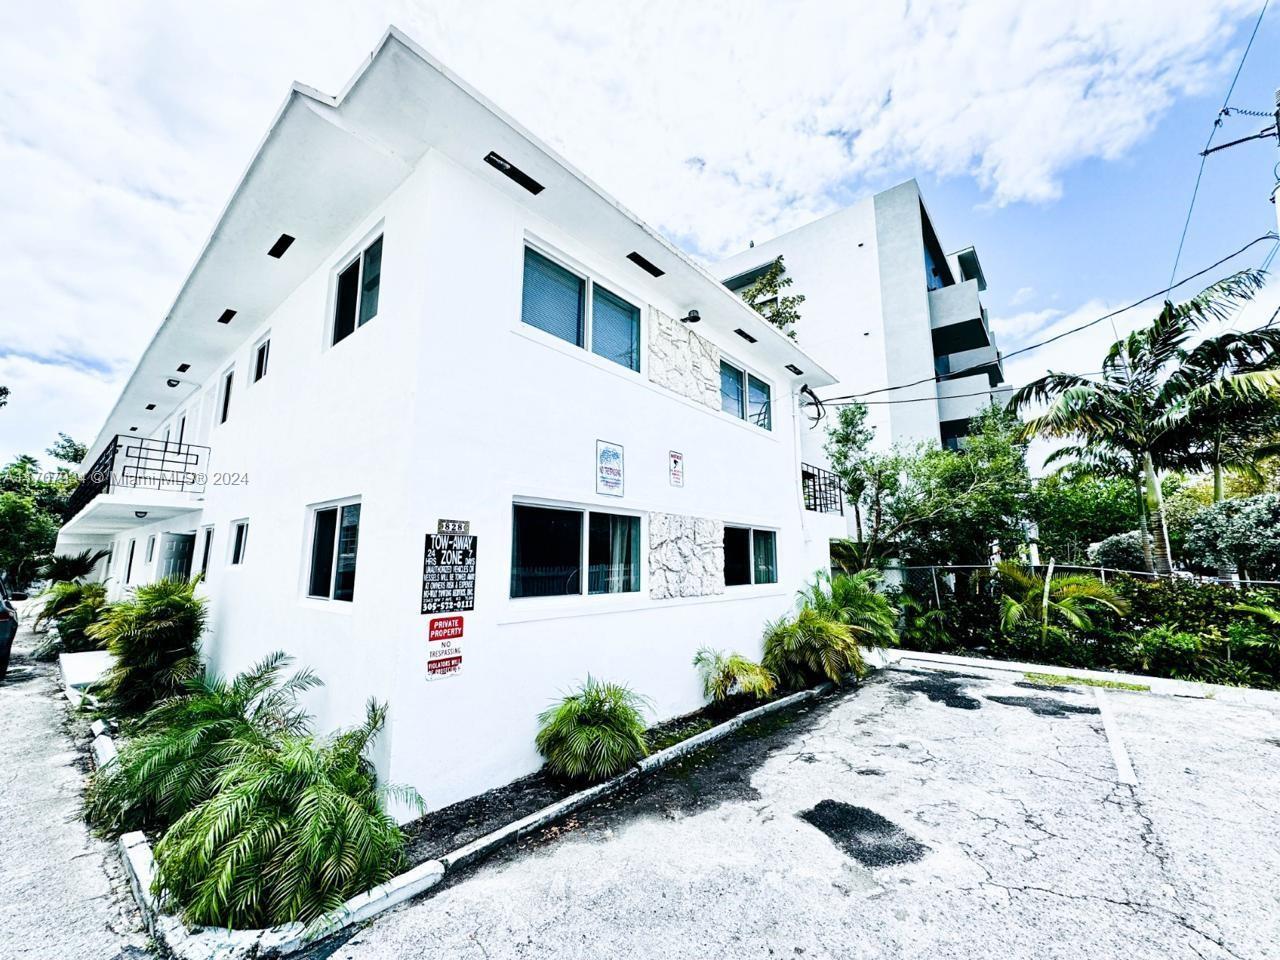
[716,180,1009,459]
[54,29,846,812]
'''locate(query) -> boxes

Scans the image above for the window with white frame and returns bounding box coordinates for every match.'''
[218,368,234,424]
[145,535,156,564]
[520,248,641,373]
[510,503,640,598]
[252,336,270,382]
[307,500,361,601]
[723,526,777,586]
[333,236,383,346]
[199,527,214,576]
[720,360,771,430]
[124,539,136,584]
[230,520,249,565]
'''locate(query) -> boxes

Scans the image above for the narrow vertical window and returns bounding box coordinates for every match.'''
[723,526,751,586]
[333,504,360,601]
[308,509,338,598]
[333,260,360,345]
[145,535,156,563]
[253,339,270,382]
[747,374,772,430]
[521,249,584,346]
[332,236,384,346]
[720,361,745,419]
[219,370,234,424]
[587,513,640,594]
[200,528,213,576]
[231,521,249,565]
[307,503,360,601]
[358,237,382,327]
[125,540,136,584]
[752,530,777,584]
[590,286,641,372]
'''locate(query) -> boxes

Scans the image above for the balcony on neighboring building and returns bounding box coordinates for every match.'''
[928,278,991,355]
[62,435,210,537]
[801,462,844,515]
[937,344,1004,387]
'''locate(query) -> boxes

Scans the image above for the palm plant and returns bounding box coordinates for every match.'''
[38,548,110,584]
[33,580,107,657]
[762,605,865,688]
[1012,270,1274,574]
[797,569,899,649]
[89,577,206,717]
[152,700,417,929]
[897,593,951,652]
[692,647,777,703]
[535,677,650,782]
[996,561,1129,646]
[86,653,320,836]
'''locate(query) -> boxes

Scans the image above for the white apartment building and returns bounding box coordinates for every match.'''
[54,29,846,812]
[717,180,1010,461]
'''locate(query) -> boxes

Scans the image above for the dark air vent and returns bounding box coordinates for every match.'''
[483,151,544,195]
[145,403,156,410]
[734,328,757,343]
[217,309,237,324]
[626,252,664,277]
[267,234,295,258]
[785,364,804,376]
[176,363,190,373]
[128,426,138,432]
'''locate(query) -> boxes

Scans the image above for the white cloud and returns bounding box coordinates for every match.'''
[0,0,1261,464]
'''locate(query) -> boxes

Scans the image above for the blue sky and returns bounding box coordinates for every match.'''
[1,1,1277,469]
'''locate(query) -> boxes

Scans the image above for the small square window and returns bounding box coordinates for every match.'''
[308,502,360,601]
[724,526,777,586]
[333,237,384,346]
[231,521,249,565]
[253,338,270,382]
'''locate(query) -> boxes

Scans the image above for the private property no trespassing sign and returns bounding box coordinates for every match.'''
[427,616,463,680]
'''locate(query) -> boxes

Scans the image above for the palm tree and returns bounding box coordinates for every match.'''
[1043,443,1153,570]
[996,561,1129,645]
[1012,271,1274,575]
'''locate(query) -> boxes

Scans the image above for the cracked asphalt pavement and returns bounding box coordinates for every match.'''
[317,661,1280,959]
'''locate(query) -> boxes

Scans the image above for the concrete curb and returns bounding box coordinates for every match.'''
[882,648,1280,707]
[86,676,838,958]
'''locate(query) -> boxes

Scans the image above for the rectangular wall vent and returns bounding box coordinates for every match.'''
[267,234,295,258]
[785,364,804,376]
[733,328,758,343]
[176,363,191,373]
[626,252,664,277]
[217,309,237,324]
[145,403,156,410]
[483,151,544,195]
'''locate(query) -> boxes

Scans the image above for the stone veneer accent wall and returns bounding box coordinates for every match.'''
[649,512,725,600]
[647,308,721,409]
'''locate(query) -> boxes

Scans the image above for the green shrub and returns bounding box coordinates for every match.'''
[1135,626,1203,678]
[797,570,899,648]
[997,563,1128,643]
[1088,531,1147,571]
[896,593,953,653]
[86,653,319,836]
[535,677,650,782]
[152,700,415,929]
[692,648,776,703]
[763,606,864,688]
[33,580,107,658]
[88,577,205,716]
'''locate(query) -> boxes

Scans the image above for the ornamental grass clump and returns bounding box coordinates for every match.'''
[692,647,776,703]
[535,676,650,783]
[86,652,320,837]
[88,577,206,717]
[762,605,865,689]
[152,700,419,929]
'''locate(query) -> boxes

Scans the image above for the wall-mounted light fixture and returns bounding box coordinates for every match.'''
[166,379,181,388]
[134,511,148,520]
[680,310,700,324]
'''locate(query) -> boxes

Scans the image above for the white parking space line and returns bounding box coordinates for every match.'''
[1094,688,1137,785]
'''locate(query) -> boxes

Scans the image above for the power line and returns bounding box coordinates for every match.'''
[816,232,1278,404]
[1168,0,1271,287]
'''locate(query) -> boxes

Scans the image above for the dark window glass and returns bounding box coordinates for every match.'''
[591,286,640,372]
[308,508,337,598]
[253,340,270,382]
[125,540,136,584]
[219,371,233,424]
[145,536,155,563]
[753,530,778,584]
[231,522,248,565]
[200,528,213,576]
[724,526,751,586]
[358,237,382,327]
[511,504,582,597]
[333,258,360,345]
[588,513,640,594]
[748,374,771,430]
[522,249,584,347]
[333,504,360,601]
[720,361,744,419]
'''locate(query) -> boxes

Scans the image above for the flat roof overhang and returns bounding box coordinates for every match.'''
[60,492,203,538]
[88,28,835,454]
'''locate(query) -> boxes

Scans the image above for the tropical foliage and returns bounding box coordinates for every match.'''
[797,569,899,649]
[737,256,804,340]
[33,580,107,658]
[152,700,415,929]
[995,562,1129,645]
[1184,493,1280,580]
[535,677,650,782]
[39,548,109,584]
[86,653,320,836]
[1088,531,1149,572]
[692,647,776,703]
[89,577,206,716]
[0,435,87,588]
[763,606,864,688]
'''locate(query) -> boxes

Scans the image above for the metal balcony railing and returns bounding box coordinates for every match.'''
[66,435,210,519]
[801,462,843,515]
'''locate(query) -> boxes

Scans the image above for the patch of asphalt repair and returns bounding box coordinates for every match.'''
[985,694,1102,718]
[891,668,983,710]
[798,799,930,867]
[315,664,1280,960]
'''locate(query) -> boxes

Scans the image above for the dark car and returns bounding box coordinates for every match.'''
[0,575,27,682]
